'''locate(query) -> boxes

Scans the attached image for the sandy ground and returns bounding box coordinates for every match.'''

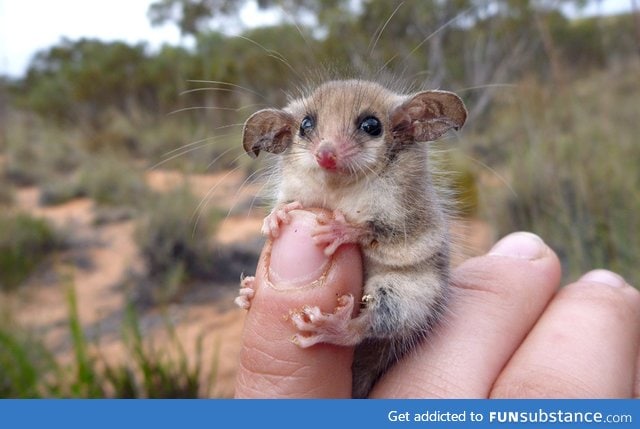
[9,169,494,397]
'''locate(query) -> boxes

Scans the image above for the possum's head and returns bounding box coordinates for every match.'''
[241,80,466,178]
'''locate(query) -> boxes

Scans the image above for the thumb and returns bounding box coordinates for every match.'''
[234,209,363,398]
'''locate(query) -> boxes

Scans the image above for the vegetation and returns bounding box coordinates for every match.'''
[0,286,216,398]
[133,187,223,304]
[473,65,640,284]
[0,213,62,292]
[0,0,638,397]
[0,322,58,397]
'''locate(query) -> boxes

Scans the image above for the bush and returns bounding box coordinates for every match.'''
[3,111,86,187]
[4,136,41,186]
[134,188,221,304]
[0,213,61,291]
[39,153,149,208]
[77,154,149,207]
[39,178,85,206]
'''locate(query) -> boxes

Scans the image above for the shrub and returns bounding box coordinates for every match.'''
[39,178,85,206]
[4,136,41,186]
[77,154,149,207]
[134,187,221,304]
[3,111,86,187]
[0,213,61,291]
[39,153,148,208]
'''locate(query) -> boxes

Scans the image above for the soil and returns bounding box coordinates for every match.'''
[9,169,494,397]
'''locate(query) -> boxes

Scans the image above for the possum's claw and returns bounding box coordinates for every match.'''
[261,201,303,238]
[234,275,256,310]
[290,294,365,347]
[312,210,367,256]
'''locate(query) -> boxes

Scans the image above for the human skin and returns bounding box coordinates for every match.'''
[234,210,640,398]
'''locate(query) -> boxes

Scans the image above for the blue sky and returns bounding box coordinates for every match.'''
[0,0,633,78]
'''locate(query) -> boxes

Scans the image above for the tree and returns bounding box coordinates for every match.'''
[148,0,251,37]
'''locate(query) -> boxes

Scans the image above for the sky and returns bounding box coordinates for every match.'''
[0,0,634,78]
[0,0,280,78]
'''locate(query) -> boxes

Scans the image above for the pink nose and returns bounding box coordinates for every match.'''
[316,148,337,170]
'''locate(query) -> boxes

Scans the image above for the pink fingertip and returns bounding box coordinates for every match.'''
[268,210,330,290]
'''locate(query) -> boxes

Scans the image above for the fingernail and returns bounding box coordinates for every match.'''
[489,232,547,260]
[580,269,626,288]
[268,210,330,290]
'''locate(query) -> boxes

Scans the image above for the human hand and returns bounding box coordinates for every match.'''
[234,209,640,398]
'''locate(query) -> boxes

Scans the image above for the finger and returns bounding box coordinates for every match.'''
[372,232,561,398]
[635,345,640,397]
[235,209,363,398]
[491,270,640,398]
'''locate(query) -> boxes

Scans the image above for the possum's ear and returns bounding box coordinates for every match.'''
[242,109,296,158]
[390,91,467,142]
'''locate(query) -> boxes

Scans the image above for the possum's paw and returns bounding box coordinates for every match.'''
[261,201,303,238]
[312,210,367,256]
[290,294,364,347]
[234,275,256,310]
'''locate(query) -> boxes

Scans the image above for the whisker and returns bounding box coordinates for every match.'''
[222,166,265,222]
[377,53,399,75]
[179,87,238,96]
[168,104,263,115]
[369,1,405,55]
[254,166,278,198]
[244,162,281,217]
[456,83,517,93]
[235,35,303,80]
[191,166,243,237]
[214,122,247,132]
[281,8,314,52]
[377,6,474,75]
[205,145,243,171]
[403,7,472,61]
[148,139,230,171]
[161,135,226,158]
[459,152,517,198]
[186,80,267,100]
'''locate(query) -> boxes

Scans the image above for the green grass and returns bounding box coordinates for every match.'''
[0,323,59,398]
[108,304,218,398]
[0,284,218,398]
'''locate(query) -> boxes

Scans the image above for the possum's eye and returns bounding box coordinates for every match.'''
[359,116,382,137]
[300,115,315,137]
